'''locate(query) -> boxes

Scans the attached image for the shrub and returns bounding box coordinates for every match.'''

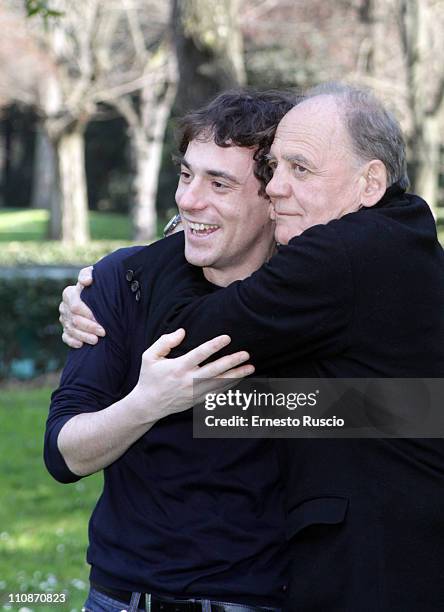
[0,240,135,266]
[0,274,77,379]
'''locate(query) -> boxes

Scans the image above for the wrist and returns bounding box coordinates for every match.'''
[124,387,159,427]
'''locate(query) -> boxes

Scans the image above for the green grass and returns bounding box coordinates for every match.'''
[89,211,132,241]
[0,208,174,265]
[0,388,102,611]
[0,208,131,242]
[0,209,49,241]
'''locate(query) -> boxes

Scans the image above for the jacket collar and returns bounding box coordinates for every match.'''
[373,181,407,209]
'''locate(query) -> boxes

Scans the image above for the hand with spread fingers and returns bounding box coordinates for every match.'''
[129,329,254,423]
[57,328,253,477]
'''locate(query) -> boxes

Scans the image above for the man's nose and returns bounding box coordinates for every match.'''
[266,169,291,199]
[177,181,207,211]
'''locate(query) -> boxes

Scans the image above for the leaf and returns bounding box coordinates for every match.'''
[24,0,64,20]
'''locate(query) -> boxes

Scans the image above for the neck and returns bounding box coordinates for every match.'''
[202,240,276,287]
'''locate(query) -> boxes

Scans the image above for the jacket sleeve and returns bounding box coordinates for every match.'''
[162,224,354,369]
[43,248,138,484]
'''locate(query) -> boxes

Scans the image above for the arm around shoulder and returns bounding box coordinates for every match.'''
[162,224,354,369]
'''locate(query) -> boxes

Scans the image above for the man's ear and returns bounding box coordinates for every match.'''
[359,160,387,208]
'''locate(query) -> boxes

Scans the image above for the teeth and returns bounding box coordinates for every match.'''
[188,222,219,230]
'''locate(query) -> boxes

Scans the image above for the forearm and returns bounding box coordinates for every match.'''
[162,226,352,366]
[57,390,157,477]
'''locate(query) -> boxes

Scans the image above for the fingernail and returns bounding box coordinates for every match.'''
[97,328,106,336]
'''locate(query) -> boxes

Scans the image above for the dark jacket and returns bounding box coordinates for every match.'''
[160,185,444,611]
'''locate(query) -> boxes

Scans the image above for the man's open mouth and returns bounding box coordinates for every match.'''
[188,222,220,236]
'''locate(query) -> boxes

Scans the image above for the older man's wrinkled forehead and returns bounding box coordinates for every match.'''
[272,95,354,161]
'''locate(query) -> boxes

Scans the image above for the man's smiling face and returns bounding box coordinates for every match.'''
[175,138,275,286]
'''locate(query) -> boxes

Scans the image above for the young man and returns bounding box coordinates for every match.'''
[63,83,444,611]
[45,90,297,612]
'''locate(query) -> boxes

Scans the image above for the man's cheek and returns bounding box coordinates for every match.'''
[175,186,184,206]
[269,204,276,221]
[274,223,290,246]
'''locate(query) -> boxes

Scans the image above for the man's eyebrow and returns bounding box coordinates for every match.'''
[206,169,241,185]
[172,154,190,169]
[265,152,313,168]
[283,153,312,167]
[171,155,240,184]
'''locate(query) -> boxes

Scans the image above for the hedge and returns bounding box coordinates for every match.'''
[0,273,78,379]
[0,240,135,266]
[0,241,151,379]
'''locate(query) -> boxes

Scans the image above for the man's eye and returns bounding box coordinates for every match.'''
[293,164,308,175]
[179,170,192,182]
[267,161,277,171]
[213,181,228,190]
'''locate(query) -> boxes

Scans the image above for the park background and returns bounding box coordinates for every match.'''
[0,1,443,610]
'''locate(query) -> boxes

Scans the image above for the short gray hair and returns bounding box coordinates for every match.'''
[305,82,410,190]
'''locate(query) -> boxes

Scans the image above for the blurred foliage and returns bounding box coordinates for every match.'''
[0,106,37,209]
[0,241,134,266]
[0,275,76,378]
[0,203,170,378]
[0,387,101,611]
[85,115,132,214]
[25,0,63,19]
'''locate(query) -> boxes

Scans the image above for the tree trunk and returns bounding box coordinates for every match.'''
[132,135,159,241]
[0,118,6,207]
[414,115,440,215]
[31,123,55,209]
[49,127,90,243]
[172,0,245,112]
[368,0,388,76]
[2,107,14,207]
[40,65,90,243]
[131,74,177,242]
[399,0,442,216]
[48,160,62,240]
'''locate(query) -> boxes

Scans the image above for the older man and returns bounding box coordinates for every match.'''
[162,84,444,611]
[65,83,444,611]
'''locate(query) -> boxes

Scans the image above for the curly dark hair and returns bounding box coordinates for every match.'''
[176,89,300,196]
